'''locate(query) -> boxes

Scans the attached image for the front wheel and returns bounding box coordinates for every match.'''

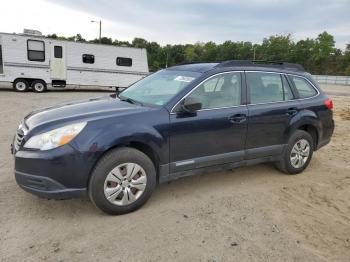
[88,147,156,215]
[275,130,314,174]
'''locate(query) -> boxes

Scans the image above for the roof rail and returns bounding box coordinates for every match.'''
[215,60,305,72]
[174,61,221,66]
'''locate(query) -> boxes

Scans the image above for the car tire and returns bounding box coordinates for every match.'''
[13,79,29,92]
[32,80,47,93]
[88,147,156,215]
[275,130,314,175]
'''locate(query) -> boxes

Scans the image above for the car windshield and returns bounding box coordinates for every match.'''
[119,69,201,106]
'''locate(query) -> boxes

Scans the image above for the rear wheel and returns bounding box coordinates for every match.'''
[88,147,156,215]
[13,79,29,92]
[275,130,314,174]
[32,80,47,93]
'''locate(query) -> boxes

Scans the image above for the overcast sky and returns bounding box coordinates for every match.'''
[1,0,349,49]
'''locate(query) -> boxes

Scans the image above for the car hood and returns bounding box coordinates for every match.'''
[24,94,146,130]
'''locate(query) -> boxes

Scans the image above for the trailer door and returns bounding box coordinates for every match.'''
[50,44,66,80]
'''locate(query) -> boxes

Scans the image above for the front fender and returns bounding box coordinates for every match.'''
[71,112,169,166]
[105,124,166,162]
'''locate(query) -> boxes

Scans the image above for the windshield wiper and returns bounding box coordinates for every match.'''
[119,97,144,106]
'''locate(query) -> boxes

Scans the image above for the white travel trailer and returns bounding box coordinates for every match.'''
[0,30,149,92]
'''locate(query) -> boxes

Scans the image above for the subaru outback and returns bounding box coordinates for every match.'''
[12,60,334,214]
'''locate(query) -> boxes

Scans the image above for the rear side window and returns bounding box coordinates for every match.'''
[27,40,45,62]
[54,46,62,58]
[117,57,132,67]
[83,54,94,64]
[186,72,241,109]
[290,76,317,98]
[247,72,292,104]
[0,44,3,74]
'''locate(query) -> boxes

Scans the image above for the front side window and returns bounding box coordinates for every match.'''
[0,44,3,74]
[119,70,201,106]
[117,57,132,67]
[290,76,317,98]
[27,40,45,62]
[247,72,292,104]
[54,46,62,58]
[186,72,241,109]
[82,54,94,64]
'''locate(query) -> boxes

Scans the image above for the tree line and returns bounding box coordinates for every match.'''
[47,32,350,75]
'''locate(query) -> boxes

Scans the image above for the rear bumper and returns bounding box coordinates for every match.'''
[317,119,334,150]
[15,171,86,199]
[316,138,331,150]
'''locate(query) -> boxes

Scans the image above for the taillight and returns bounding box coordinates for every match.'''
[324,97,333,110]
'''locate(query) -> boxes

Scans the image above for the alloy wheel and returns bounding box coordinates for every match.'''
[103,163,147,206]
[290,139,310,168]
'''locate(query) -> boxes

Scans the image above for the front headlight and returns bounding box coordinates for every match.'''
[24,122,87,150]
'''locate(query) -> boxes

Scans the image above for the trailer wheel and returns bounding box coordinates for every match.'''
[32,80,47,93]
[13,79,29,92]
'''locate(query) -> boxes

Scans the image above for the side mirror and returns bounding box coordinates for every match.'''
[181,97,202,113]
[115,87,126,95]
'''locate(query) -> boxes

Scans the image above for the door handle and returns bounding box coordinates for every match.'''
[286,107,298,116]
[229,114,247,123]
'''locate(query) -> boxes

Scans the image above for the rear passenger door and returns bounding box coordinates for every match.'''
[245,71,298,159]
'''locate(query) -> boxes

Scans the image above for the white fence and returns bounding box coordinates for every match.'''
[313,75,350,86]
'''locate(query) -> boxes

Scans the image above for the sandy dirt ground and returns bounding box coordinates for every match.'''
[0,86,349,262]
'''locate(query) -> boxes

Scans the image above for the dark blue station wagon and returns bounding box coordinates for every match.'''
[12,61,334,214]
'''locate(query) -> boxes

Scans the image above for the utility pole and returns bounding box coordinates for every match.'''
[91,20,102,43]
[99,20,101,43]
[253,46,256,60]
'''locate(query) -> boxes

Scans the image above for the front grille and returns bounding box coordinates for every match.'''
[14,123,27,152]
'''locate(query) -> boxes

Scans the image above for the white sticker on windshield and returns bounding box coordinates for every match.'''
[174,76,195,82]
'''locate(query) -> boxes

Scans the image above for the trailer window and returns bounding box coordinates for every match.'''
[27,40,45,62]
[83,54,94,64]
[117,57,132,67]
[0,45,3,74]
[54,46,63,58]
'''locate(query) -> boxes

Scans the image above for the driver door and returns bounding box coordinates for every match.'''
[169,72,248,173]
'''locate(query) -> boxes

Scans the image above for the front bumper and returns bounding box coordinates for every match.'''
[15,171,86,199]
[13,144,99,200]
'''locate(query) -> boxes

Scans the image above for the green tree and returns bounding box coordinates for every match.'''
[184,45,199,62]
[314,32,336,59]
[292,38,316,71]
[168,44,185,66]
[236,41,254,60]
[311,32,337,74]
[42,31,350,75]
[261,34,293,61]
[75,34,86,42]
[202,42,217,61]
[146,41,163,71]
[132,38,148,49]
[216,41,237,60]
[46,34,58,39]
